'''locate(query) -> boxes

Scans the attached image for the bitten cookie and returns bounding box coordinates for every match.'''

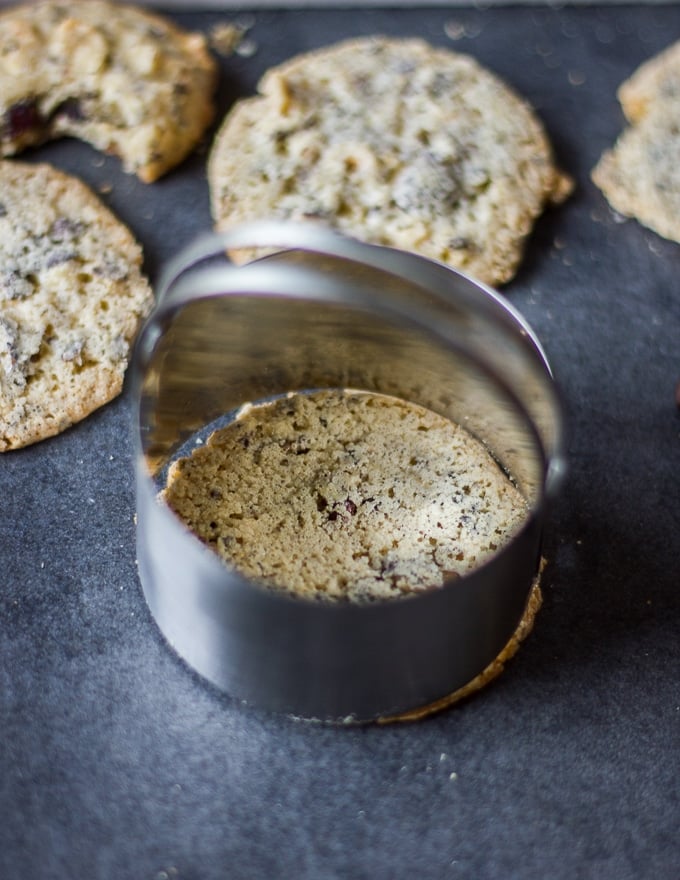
[161,390,528,603]
[0,0,217,182]
[592,40,680,243]
[0,160,153,451]
[208,36,571,286]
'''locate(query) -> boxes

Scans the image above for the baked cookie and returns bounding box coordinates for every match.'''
[379,566,543,722]
[0,160,153,451]
[208,36,571,286]
[592,40,680,242]
[161,389,528,603]
[0,0,216,182]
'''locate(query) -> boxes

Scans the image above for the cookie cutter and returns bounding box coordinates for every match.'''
[132,222,565,723]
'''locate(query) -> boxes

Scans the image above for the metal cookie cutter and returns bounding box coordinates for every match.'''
[132,222,565,723]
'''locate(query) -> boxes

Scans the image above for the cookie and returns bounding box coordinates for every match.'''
[379,566,544,723]
[0,0,217,182]
[161,390,528,603]
[592,40,680,242]
[0,160,153,451]
[208,36,571,286]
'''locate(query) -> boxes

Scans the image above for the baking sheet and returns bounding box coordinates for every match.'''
[2,5,680,879]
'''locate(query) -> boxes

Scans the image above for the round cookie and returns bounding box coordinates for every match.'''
[0,160,153,451]
[0,0,217,182]
[208,36,571,286]
[161,390,529,603]
[592,40,680,243]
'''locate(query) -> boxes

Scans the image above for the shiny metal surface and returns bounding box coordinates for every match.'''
[133,223,564,722]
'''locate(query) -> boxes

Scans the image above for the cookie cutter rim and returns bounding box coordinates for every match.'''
[132,222,565,723]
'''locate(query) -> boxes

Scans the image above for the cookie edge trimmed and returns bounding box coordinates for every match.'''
[377,558,546,724]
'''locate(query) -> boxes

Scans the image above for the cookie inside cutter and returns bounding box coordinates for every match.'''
[132,222,565,723]
[160,388,532,606]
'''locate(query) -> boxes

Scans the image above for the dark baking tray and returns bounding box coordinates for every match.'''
[2,5,679,879]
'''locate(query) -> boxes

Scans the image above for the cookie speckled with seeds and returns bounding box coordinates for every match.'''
[208,36,571,286]
[161,390,528,603]
[0,0,217,181]
[592,40,680,243]
[0,160,153,451]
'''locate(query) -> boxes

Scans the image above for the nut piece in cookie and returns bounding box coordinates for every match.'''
[592,40,680,243]
[208,36,571,286]
[0,0,217,181]
[0,160,153,451]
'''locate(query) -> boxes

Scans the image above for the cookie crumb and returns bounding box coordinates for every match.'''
[568,69,586,86]
[235,38,258,59]
[444,19,465,40]
[209,21,254,57]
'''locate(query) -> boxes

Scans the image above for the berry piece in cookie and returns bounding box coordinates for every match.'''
[0,0,217,181]
[0,160,153,451]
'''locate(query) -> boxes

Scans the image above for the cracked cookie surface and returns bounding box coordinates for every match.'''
[0,160,152,451]
[161,390,528,603]
[592,40,680,243]
[0,0,216,181]
[208,36,571,286]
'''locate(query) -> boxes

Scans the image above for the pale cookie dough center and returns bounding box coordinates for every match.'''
[161,390,529,602]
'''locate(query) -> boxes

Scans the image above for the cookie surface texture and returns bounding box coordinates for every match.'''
[208,36,571,286]
[592,40,680,242]
[161,390,528,603]
[0,160,153,451]
[0,0,216,181]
